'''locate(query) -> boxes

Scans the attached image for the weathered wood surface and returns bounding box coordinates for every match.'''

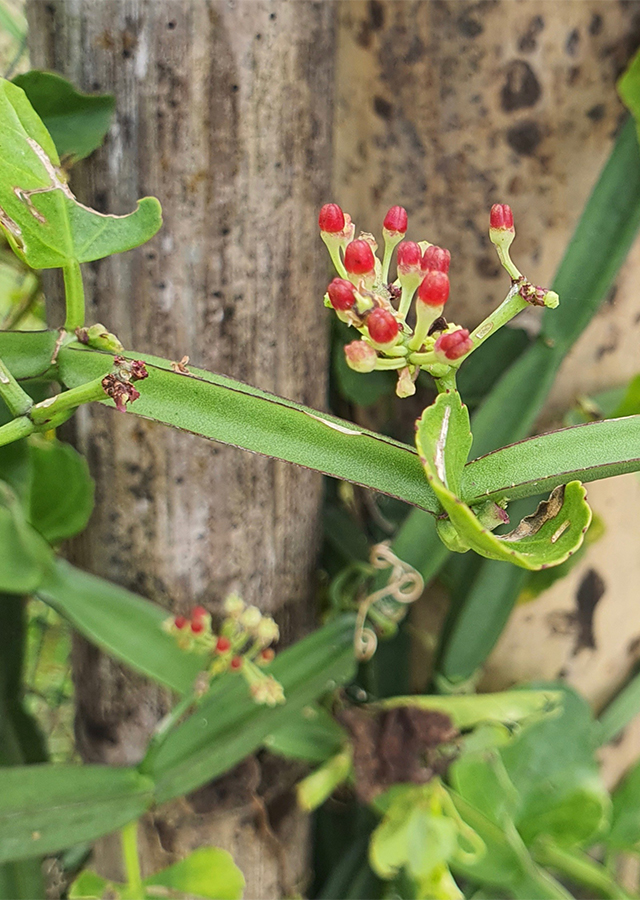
[27,1,335,894]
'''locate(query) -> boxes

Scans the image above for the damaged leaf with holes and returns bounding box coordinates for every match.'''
[415,391,592,569]
[0,79,161,269]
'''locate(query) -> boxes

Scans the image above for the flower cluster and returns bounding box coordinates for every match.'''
[101,356,149,412]
[320,202,558,397]
[163,595,284,707]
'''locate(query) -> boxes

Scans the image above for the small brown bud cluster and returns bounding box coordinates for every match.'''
[101,356,149,412]
[163,593,284,706]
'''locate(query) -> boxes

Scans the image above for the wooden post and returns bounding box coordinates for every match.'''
[27,2,335,894]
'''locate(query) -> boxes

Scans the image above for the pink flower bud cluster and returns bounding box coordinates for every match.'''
[319,202,519,393]
[163,594,284,706]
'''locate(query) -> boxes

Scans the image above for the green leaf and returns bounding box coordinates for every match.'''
[448,791,572,900]
[369,786,458,884]
[12,72,115,164]
[143,847,245,900]
[264,703,347,763]
[0,859,45,900]
[148,614,357,804]
[68,871,111,900]
[606,758,640,851]
[0,78,161,269]
[378,690,562,731]
[618,48,640,142]
[297,748,353,812]
[27,436,94,543]
[0,481,52,593]
[450,752,520,830]
[598,669,640,747]
[0,1,26,43]
[416,393,592,570]
[36,558,206,695]
[0,764,153,862]
[500,684,610,849]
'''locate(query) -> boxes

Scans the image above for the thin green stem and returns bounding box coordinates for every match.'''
[452,284,527,366]
[533,838,634,900]
[0,415,34,448]
[62,261,85,331]
[29,376,106,427]
[139,689,197,774]
[398,283,417,320]
[0,357,33,416]
[496,244,522,281]
[121,819,143,900]
[381,241,394,284]
[373,357,406,371]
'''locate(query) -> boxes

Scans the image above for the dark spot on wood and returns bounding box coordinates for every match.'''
[627,634,640,657]
[476,255,501,278]
[501,60,542,112]
[506,120,542,156]
[457,14,483,38]
[567,66,581,86]
[269,12,276,20]
[606,284,618,306]
[566,28,580,56]
[572,568,605,654]
[557,667,568,679]
[587,103,606,122]
[518,15,544,52]
[188,757,260,813]
[596,335,618,359]
[166,20,176,30]
[369,0,385,30]
[373,95,393,119]
[153,818,177,853]
[589,13,603,36]
[339,706,458,803]
[255,33,262,40]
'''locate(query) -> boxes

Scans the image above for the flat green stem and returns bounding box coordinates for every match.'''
[0,356,33,416]
[121,819,143,900]
[0,415,34,448]
[62,261,85,331]
[374,357,406,371]
[533,839,634,899]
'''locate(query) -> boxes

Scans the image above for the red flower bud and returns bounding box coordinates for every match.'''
[344,340,378,373]
[216,636,231,653]
[417,271,450,307]
[422,245,451,274]
[367,308,400,347]
[396,241,422,273]
[261,648,275,663]
[434,329,473,360]
[383,205,408,234]
[318,203,345,234]
[230,655,243,671]
[490,203,514,231]
[344,239,376,276]
[327,277,356,311]
[191,619,205,635]
[191,606,208,621]
[174,615,187,630]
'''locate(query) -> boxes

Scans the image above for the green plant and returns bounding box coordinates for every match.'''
[3,60,640,900]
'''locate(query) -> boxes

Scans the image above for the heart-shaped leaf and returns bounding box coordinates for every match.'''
[0,481,52,593]
[12,71,115,164]
[0,78,161,269]
[416,392,592,570]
